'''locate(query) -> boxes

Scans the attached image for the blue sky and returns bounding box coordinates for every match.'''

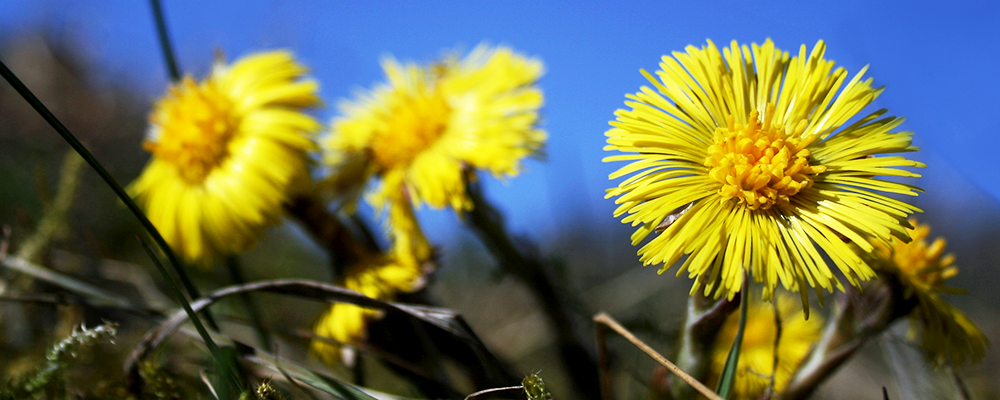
[3,0,999,245]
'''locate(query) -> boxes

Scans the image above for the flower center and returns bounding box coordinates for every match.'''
[704,105,825,210]
[891,226,955,289]
[143,77,238,184]
[371,85,450,171]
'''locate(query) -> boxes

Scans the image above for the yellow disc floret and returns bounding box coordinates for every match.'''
[145,78,238,184]
[369,85,451,171]
[705,106,825,210]
[130,50,321,266]
[874,219,957,296]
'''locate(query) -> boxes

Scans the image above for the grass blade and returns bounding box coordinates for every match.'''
[149,0,181,81]
[137,236,244,392]
[1,257,156,315]
[0,58,211,327]
[716,287,749,399]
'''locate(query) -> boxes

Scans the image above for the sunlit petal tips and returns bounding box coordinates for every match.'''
[604,39,924,309]
[130,50,321,266]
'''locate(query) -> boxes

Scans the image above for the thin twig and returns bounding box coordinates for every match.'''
[2,257,152,313]
[0,291,162,318]
[124,279,494,378]
[464,385,524,400]
[593,312,723,400]
[950,366,972,400]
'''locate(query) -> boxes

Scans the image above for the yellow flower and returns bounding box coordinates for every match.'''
[324,44,545,222]
[870,218,988,365]
[130,50,321,265]
[311,200,432,363]
[604,39,923,308]
[709,295,823,400]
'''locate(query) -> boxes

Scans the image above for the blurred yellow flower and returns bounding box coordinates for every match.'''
[709,295,823,400]
[870,218,988,365]
[604,39,923,309]
[312,200,432,363]
[324,44,545,225]
[130,50,321,266]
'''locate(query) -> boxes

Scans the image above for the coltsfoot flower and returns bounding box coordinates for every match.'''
[605,39,923,309]
[709,295,823,400]
[324,44,545,229]
[130,50,321,266]
[870,219,988,365]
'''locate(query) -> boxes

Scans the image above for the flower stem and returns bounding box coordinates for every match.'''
[285,194,372,278]
[670,293,739,400]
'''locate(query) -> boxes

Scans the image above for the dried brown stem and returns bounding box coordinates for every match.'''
[594,312,723,400]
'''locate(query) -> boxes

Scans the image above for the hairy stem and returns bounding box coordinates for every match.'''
[671,293,739,400]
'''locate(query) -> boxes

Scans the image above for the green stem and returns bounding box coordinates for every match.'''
[225,256,272,350]
[149,0,181,82]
